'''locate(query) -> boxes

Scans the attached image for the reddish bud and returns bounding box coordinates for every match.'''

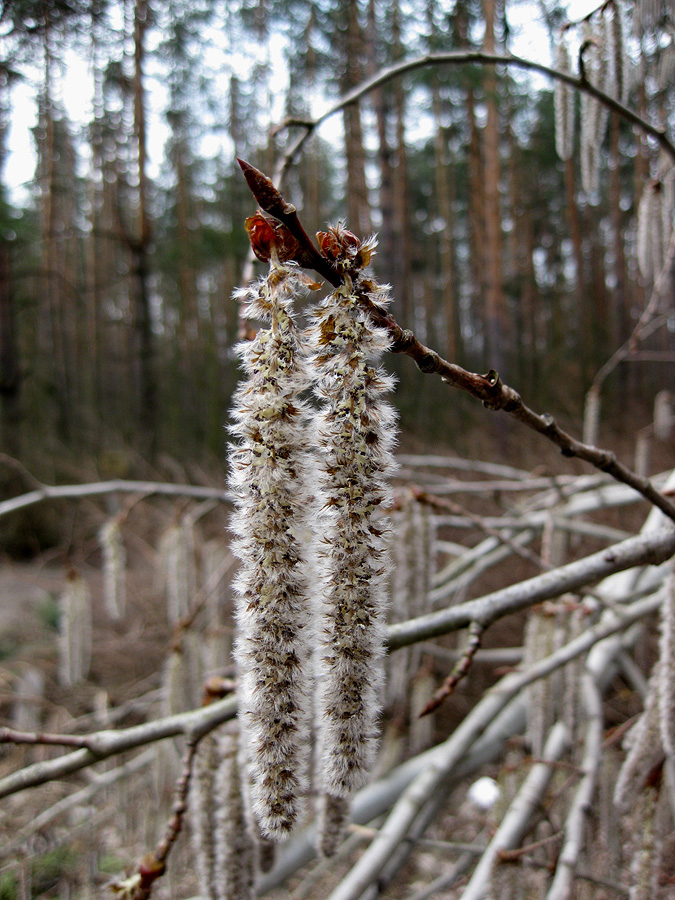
[245,211,301,263]
[317,226,362,261]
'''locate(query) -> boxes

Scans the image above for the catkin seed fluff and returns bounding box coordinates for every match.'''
[229,238,314,840]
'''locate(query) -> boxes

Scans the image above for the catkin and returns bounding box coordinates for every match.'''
[213,729,256,900]
[99,518,126,620]
[626,786,659,900]
[580,20,609,196]
[160,517,197,625]
[658,566,675,756]
[614,664,665,811]
[309,225,397,799]
[58,569,93,688]
[582,385,601,446]
[229,256,314,840]
[386,491,435,713]
[554,37,575,161]
[654,390,675,441]
[636,179,665,281]
[317,792,351,858]
[189,733,220,900]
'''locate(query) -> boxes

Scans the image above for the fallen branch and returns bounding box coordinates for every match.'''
[389,527,675,650]
[460,723,570,900]
[0,695,237,800]
[318,591,662,900]
[0,476,232,520]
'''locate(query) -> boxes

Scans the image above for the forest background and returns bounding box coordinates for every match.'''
[2,0,673,495]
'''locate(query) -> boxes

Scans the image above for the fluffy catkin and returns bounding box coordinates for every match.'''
[309,225,397,798]
[99,518,126,620]
[189,733,220,900]
[658,566,675,756]
[554,38,575,161]
[213,729,256,900]
[229,259,314,840]
[58,569,92,688]
[614,663,665,812]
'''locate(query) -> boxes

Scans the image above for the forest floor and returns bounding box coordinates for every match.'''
[0,421,673,898]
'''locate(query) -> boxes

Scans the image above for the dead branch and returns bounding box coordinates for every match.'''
[0,694,237,800]
[419,621,485,716]
[461,723,570,900]
[389,526,675,650]
[545,671,604,900]
[0,475,232,519]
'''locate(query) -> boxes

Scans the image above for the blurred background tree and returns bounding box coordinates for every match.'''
[0,0,673,473]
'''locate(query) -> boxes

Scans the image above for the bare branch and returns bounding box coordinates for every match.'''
[545,672,604,900]
[419,621,485,717]
[0,476,232,520]
[461,722,570,900]
[0,695,237,800]
[238,161,675,526]
[272,50,675,187]
[388,527,675,651]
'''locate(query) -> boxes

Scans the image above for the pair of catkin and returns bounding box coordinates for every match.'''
[229,223,396,843]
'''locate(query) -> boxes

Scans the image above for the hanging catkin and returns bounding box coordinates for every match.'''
[229,228,314,840]
[580,19,609,196]
[213,729,256,900]
[309,225,397,800]
[658,566,675,756]
[189,733,220,900]
[626,786,660,900]
[554,36,575,161]
[58,568,93,688]
[99,518,126,620]
[614,663,665,812]
[636,179,665,281]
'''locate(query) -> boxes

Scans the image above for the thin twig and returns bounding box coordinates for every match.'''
[271,50,675,186]
[0,727,96,749]
[111,737,200,899]
[419,621,485,717]
[0,475,232,520]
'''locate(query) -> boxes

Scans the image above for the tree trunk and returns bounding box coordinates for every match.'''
[367,0,395,297]
[482,0,506,373]
[0,242,21,457]
[130,0,157,454]
[341,0,371,237]
[390,0,411,323]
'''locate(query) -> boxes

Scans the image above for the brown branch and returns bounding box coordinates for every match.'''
[238,161,675,527]
[270,50,675,187]
[111,737,199,899]
[420,621,485,717]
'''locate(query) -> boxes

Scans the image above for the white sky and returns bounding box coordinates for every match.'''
[3,0,599,204]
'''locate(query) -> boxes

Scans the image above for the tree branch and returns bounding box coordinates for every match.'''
[0,476,232,520]
[388,527,675,651]
[238,160,675,526]
[271,50,675,187]
[0,695,237,800]
[460,722,570,900]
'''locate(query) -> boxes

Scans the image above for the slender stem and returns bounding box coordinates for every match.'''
[272,50,675,185]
